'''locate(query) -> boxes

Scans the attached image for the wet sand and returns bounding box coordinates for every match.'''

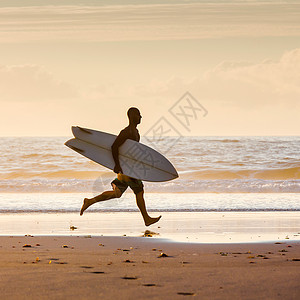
[0,236,299,299]
[0,211,299,243]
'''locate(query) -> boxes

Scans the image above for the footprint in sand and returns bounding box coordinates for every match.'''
[90,271,105,274]
[123,259,135,263]
[177,292,195,296]
[122,276,138,280]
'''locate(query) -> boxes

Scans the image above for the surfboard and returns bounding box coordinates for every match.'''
[65,126,178,182]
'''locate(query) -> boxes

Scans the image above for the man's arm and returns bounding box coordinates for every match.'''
[111,129,129,174]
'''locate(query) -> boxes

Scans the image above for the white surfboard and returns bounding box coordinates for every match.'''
[65,126,178,182]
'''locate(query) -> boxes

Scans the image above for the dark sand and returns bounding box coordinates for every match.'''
[0,236,299,299]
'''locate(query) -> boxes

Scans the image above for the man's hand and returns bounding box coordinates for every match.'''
[113,164,123,174]
[112,129,127,175]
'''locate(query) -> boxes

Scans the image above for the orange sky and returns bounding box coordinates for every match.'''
[0,0,299,136]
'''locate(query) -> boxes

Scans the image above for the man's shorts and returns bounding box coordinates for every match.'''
[111,175,144,195]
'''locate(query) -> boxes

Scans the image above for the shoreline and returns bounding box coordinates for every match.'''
[0,235,299,299]
[0,234,298,246]
[1,193,300,212]
[0,211,299,244]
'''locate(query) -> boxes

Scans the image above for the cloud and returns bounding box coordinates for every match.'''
[1,47,299,135]
[0,64,78,102]
[200,48,300,105]
[5,47,297,112]
[123,48,300,110]
[0,1,300,42]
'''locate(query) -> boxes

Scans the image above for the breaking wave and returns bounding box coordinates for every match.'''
[1,166,299,181]
[0,136,299,193]
[180,167,300,180]
[0,178,299,193]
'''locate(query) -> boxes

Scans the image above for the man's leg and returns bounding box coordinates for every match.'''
[135,191,161,226]
[80,184,122,215]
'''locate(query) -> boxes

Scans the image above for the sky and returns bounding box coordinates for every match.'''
[0,0,299,136]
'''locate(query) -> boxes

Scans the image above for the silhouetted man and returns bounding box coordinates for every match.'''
[80,107,161,226]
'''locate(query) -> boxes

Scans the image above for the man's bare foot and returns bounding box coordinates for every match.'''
[80,198,93,216]
[145,215,161,227]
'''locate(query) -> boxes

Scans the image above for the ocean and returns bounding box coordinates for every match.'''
[0,136,299,213]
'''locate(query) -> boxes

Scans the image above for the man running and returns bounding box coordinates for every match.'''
[80,107,161,226]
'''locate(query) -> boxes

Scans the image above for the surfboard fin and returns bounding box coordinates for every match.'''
[77,126,92,134]
[67,144,85,153]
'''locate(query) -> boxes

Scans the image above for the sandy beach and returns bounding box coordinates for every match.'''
[0,235,299,300]
[1,0,300,299]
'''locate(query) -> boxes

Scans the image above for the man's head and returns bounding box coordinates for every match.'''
[127,107,142,125]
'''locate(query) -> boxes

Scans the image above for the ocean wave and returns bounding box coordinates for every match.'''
[20,153,72,159]
[0,170,108,180]
[210,139,240,143]
[180,167,300,180]
[0,191,299,213]
[0,208,299,213]
[0,179,299,193]
[1,166,299,181]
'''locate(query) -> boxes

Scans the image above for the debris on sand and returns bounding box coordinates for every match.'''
[177,292,195,296]
[142,230,160,237]
[158,252,169,258]
[122,276,138,280]
[22,244,31,248]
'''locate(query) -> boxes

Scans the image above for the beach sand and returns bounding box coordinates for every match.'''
[1,211,300,243]
[0,235,299,299]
